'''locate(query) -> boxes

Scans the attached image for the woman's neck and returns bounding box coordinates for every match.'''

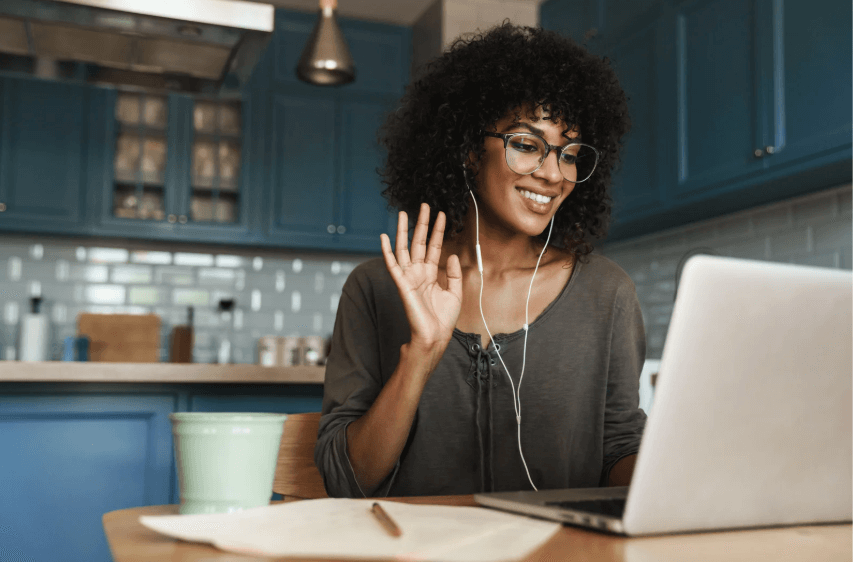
[442,213,550,278]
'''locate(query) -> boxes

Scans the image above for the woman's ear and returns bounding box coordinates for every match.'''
[463,151,479,174]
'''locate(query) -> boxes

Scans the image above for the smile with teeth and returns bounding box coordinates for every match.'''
[518,189,553,204]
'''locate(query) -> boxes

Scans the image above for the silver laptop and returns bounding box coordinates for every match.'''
[475,255,852,536]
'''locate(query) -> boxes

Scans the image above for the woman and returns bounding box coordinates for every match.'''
[315,23,645,497]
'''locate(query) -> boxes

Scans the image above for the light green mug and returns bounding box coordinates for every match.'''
[169,412,288,515]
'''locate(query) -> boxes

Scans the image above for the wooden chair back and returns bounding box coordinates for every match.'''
[273,412,329,499]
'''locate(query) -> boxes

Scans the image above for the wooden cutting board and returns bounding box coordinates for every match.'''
[77,313,161,363]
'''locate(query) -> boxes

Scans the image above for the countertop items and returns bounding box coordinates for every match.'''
[0,361,325,384]
[258,335,328,367]
[19,296,49,362]
[169,307,194,363]
[77,313,161,362]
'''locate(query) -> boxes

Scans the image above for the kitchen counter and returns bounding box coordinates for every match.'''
[0,360,325,384]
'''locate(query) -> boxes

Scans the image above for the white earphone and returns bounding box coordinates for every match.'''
[465,174,555,491]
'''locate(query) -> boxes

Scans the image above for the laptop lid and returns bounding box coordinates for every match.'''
[623,256,852,535]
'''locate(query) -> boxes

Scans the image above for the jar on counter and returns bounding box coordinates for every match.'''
[301,336,327,366]
[257,336,278,367]
[278,336,302,366]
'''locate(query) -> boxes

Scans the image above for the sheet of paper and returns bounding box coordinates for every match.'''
[140,498,561,561]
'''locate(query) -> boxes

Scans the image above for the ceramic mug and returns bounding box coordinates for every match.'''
[169,412,287,514]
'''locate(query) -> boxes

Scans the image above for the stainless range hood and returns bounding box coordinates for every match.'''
[0,0,275,94]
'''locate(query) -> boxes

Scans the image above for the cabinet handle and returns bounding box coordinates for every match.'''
[0,202,6,212]
[168,214,177,223]
[327,224,336,234]
[336,225,346,234]
[765,145,776,155]
[753,149,764,158]
[178,215,188,224]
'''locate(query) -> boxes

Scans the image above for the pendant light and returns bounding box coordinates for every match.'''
[296,0,356,86]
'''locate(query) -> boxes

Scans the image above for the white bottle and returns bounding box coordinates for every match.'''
[20,297,49,362]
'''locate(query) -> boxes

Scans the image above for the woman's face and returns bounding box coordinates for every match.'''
[471,106,578,238]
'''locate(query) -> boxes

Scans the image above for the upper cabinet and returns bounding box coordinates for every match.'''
[0,77,88,233]
[601,5,670,224]
[259,11,408,253]
[336,98,399,248]
[766,0,852,170]
[90,89,257,244]
[541,0,852,240]
[0,10,410,253]
[263,91,400,254]
[670,0,777,198]
[266,92,339,247]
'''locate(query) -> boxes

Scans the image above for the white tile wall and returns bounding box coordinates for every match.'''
[0,237,371,363]
[599,184,852,360]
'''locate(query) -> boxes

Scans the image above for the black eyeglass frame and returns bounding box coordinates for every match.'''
[482,130,600,183]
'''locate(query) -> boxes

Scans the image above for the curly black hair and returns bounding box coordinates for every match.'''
[379,22,630,258]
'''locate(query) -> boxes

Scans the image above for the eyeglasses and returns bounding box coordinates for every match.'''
[483,131,600,183]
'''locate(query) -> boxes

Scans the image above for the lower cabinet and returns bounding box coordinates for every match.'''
[0,383,324,562]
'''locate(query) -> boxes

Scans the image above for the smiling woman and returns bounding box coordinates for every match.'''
[315,23,645,498]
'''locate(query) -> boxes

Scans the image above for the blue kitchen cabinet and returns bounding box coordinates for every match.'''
[336,97,399,251]
[0,9,411,252]
[264,92,398,253]
[668,0,779,200]
[541,0,852,241]
[0,382,324,562]
[266,91,340,248]
[90,89,258,245]
[0,392,175,562]
[262,10,408,253]
[187,385,323,414]
[88,87,179,240]
[0,76,89,234]
[764,0,852,171]
[602,5,671,225]
[639,0,851,235]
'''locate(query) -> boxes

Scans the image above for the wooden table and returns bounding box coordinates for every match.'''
[103,497,852,562]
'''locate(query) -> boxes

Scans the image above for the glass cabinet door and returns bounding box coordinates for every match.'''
[112,92,168,221]
[190,100,242,224]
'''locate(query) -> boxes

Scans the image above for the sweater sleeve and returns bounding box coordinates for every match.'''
[313,275,400,498]
[599,279,648,486]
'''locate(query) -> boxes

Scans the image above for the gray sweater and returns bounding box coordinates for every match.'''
[315,253,647,497]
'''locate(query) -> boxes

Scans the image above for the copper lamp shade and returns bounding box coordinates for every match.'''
[296,0,356,86]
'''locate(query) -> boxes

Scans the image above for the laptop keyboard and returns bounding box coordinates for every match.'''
[545,498,627,518]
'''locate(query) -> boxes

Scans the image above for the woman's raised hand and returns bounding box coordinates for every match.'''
[380,203,463,352]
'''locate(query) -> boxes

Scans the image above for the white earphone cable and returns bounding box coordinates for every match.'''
[467,185,555,491]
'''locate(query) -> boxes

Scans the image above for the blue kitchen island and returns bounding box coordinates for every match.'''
[0,361,325,562]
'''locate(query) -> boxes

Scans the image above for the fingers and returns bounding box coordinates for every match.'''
[444,253,463,301]
[424,210,446,266]
[409,203,431,264]
[394,211,411,268]
[380,233,405,286]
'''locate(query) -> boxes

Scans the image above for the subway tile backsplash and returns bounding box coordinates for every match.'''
[598,183,852,359]
[0,236,373,363]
